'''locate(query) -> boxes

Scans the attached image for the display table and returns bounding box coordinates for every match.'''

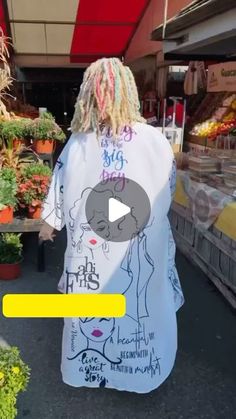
[174,171,236,239]
[170,173,236,308]
[0,218,45,272]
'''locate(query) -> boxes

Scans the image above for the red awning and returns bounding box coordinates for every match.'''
[0,0,151,67]
[71,0,150,62]
[0,0,7,35]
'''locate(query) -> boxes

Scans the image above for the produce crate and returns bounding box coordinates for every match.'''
[187,134,207,146]
[170,202,236,309]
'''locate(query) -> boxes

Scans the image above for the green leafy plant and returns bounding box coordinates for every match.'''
[1,119,30,146]
[0,346,30,419]
[18,164,51,209]
[0,167,17,210]
[29,114,66,142]
[23,162,52,178]
[40,111,54,120]
[0,145,36,180]
[0,233,22,264]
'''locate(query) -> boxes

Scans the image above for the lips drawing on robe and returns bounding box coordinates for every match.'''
[92,329,103,337]
[89,239,97,245]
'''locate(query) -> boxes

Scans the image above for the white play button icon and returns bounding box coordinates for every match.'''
[108,198,131,223]
[85,178,151,242]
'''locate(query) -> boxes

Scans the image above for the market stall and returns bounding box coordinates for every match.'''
[171,62,236,307]
[0,30,66,279]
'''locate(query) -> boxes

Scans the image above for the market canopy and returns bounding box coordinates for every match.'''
[0,0,150,67]
[151,0,236,61]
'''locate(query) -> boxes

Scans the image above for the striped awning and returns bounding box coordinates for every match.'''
[0,0,150,67]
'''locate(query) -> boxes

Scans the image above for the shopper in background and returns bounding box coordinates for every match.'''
[166,98,185,127]
[39,58,184,393]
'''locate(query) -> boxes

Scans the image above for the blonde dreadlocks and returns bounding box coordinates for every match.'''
[71,57,145,136]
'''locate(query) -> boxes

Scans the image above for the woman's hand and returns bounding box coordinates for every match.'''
[39,221,56,242]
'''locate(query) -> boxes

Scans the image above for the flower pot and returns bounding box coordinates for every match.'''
[0,207,13,224]
[0,262,21,280]
[13,138,26,150]
[28,205,42,219]
[33,139,54,154]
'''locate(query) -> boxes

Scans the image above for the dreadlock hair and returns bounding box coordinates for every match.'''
[71,57,145,137]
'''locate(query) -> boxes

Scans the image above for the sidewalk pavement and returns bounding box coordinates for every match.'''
[0,230,236,419]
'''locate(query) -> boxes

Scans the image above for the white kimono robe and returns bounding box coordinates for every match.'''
[42,122,184,393]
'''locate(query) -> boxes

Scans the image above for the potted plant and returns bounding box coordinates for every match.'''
[0,233,23,280]
[30,112,66,154]
[1,118,31,149]
[0,168,17,223]
[0,145,36,182]
[0,346,30,418]
[18,163,51,219]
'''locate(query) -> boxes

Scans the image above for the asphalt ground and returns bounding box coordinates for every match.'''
[0,230,236,419]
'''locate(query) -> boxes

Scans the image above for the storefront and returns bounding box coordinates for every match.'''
[150,1,236,307]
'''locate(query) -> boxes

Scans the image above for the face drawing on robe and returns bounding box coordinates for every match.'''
[77,221,109,254]
[69,187,118,258]
[67,317,121,365]
[121,220,155,325]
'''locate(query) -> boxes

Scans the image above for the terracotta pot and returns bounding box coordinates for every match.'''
[28,205,42,219]
[13,138,25,150]
[0,262,21,280]
[33,139,54,154]
[0,207,13,224]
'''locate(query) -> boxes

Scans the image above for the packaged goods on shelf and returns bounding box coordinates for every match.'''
[188,155,218,173]
[188,155,219,183]
[208,173,225,188]
[189,171,209,183]
[222,165,236,188]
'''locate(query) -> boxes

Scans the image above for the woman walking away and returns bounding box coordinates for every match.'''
[39,57,184,393]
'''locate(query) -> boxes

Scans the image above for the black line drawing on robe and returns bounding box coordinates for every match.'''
[55,158,64,170]
[121,220,155,324]
[167,223,184,310]
[43,158,64,226]
[169,159,177,200]
[68,187,126,260]
[67,317,121,365]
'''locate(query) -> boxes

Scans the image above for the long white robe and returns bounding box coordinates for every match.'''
[42,122,184,393]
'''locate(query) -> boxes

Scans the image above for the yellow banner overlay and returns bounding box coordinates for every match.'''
[2,294,126,318]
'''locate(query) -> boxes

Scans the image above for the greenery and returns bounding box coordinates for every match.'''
[0,168,17,210]
[29,114,66,142]
[18,163,51,208]
[0,233,23,264]
[0,346,30,419]
[0,146,36,181]
[23,162,52,179]
[40,111,54,120]
[1,119,30,145]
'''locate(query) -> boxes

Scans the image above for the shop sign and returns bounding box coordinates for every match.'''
[207,62,236,92]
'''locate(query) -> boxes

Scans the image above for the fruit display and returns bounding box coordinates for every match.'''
[189,93,236,141]
[188,92,227,129]
[190,119,236,139]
